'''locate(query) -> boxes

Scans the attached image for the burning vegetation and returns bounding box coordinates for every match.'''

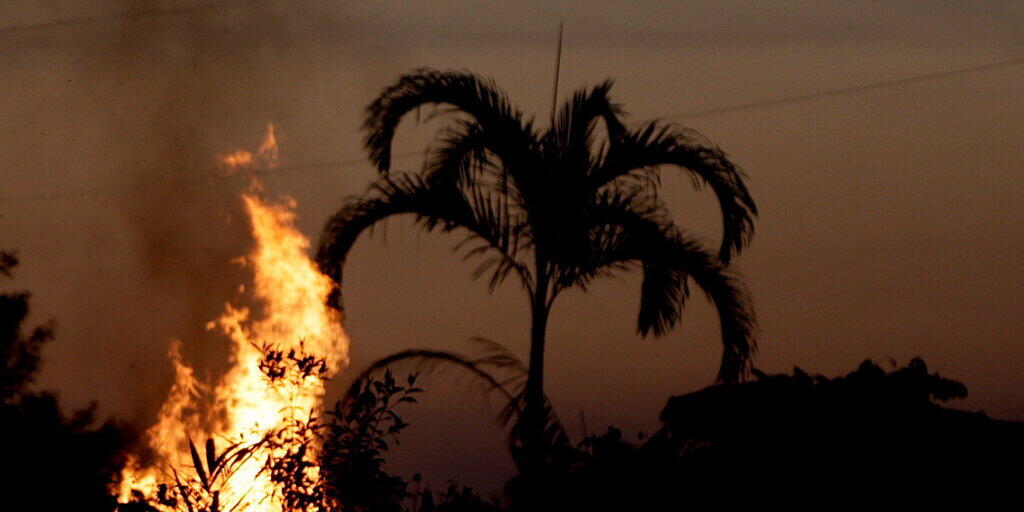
[117,126,350,511]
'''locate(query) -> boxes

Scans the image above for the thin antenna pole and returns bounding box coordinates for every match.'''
[550,21,564,120]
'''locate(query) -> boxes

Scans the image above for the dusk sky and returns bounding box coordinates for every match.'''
[1,0,1022,492]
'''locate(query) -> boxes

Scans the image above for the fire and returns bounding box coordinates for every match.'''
[218,124,280,170]
[118,125,349,511]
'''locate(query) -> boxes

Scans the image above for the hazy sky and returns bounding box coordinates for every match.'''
[1,0,1022,492]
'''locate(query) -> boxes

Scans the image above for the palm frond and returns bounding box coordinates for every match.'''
[364,68,537,174]
[317,173,533,308]
[548,186,668,294]
[586,204,757,384]
[459,180,533,292]
[636,230,757,384]
[340,349,519,412]
[315,174,442,309]
[423,118,495,190]
[424,118,525,201]
[595,121,758,263]
[340,342,568,452]
[545,80,625,179]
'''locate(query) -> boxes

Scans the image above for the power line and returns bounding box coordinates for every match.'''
[0,0,273,35]
[0,151,425,204]
[2,56,1022,205]
[659,56,1024,121]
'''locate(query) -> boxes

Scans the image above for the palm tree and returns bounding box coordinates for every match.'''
[316,69,758,490]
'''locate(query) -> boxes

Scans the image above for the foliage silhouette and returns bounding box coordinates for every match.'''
[1,250,53,400]
[349,356,1024,506]
[322,367,504,512]
[343,340,657,509]
[320,368,422,512]
[129,437,266,512]
[414,481,503,512]
[317,69,759,491]
[338,338,569,458]
[0,250,129,511]
[659,358,1024,498]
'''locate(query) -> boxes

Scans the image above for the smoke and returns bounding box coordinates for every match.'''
[101,0,373,423]
[0,0,383,425]
[94,1,294,375]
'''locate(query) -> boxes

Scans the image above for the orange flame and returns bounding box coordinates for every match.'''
[218,123,280,171]
[118,125,349,511]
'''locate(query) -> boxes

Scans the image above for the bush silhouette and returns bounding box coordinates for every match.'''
[0,251,129,511]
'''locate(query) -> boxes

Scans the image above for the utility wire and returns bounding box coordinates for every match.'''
[0,151,425,204]
[0,0,272,35]
[659,56,1024,121]
[2,56,1023,204]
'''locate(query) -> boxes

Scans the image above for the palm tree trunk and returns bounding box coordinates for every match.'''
[525,293,549,441]
[521,260,551,505]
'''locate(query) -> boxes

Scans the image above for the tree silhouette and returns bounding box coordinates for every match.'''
[1,251,128,511]
[1,250,52,400]
[316,69,758,495]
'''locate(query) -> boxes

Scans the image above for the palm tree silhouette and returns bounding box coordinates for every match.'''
[316,69,758,491]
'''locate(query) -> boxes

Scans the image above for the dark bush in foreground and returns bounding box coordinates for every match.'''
[0,251,129,511]
[659,359,1024,497]
[500,358,1023,508]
